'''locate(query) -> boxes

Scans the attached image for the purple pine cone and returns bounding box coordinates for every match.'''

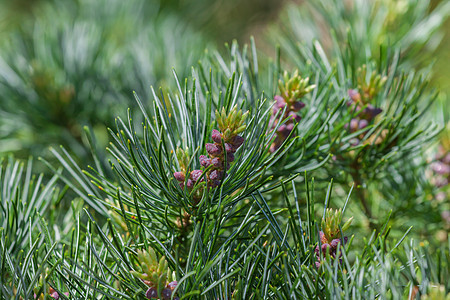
[161,288,172,300]
[314,245,320,255]
[206,143,222,157]
[211,157,222,168]
[364,105,382,119]
[146,287,158,299]
[350,119,359,131]
[372,107,383,117]
[211,129,222,144]
[226,152,235,162]
[330,239,341,248]
[230,135,244,148]
[173,172,185,182]
[291,101,305,112]
[225,143,235,154]
[277,124,287,133]
[275,95,286,108]
[168,281,178,290]
[186,179,194,189]
[359,119,368,129]
[321,243,330,254]
[286,123,295,132]
[190,170,203,182]
[199,155,211,167]
[210,170,223,181]
[287,111,301,123]
[50,292,59,300]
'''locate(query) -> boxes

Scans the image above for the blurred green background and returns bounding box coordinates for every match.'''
[0,0,286,162]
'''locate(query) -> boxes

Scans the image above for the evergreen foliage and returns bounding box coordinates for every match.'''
[0,0,449,299]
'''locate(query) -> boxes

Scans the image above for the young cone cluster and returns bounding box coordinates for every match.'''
[346,66,386,145]
[270,70,314,152]
[200,106,247,187]
[315,209,353,268]
[174,106,247,199]
[130,247,178,300]
[173,148,205,200]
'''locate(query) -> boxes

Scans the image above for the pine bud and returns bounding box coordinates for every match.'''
[330,239,341,248]
[321,243,330,254]
[190,170,203,182]
[199,155,211,167]
[209,170,223,181]
[286,123,295,132]
[291,101,305,112]
[359,119,368,129]
[275,95,286,108]
[287,111,298,121]
[364,105,382,119]
[211,157,222,168]
[206,143,222,157]
[350,119,359,131]
[168,281,178,290]
[272,105,281,115]
[230,135,244,148]
[225,143,235,154]
[277,124,287,133]
[226,153,235,162]
[211,129,222,144]
[186,179,194,189]
[173,172,185,182]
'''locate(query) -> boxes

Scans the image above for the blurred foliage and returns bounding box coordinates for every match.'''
[273,0,450,67]
[0,0,209,164]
